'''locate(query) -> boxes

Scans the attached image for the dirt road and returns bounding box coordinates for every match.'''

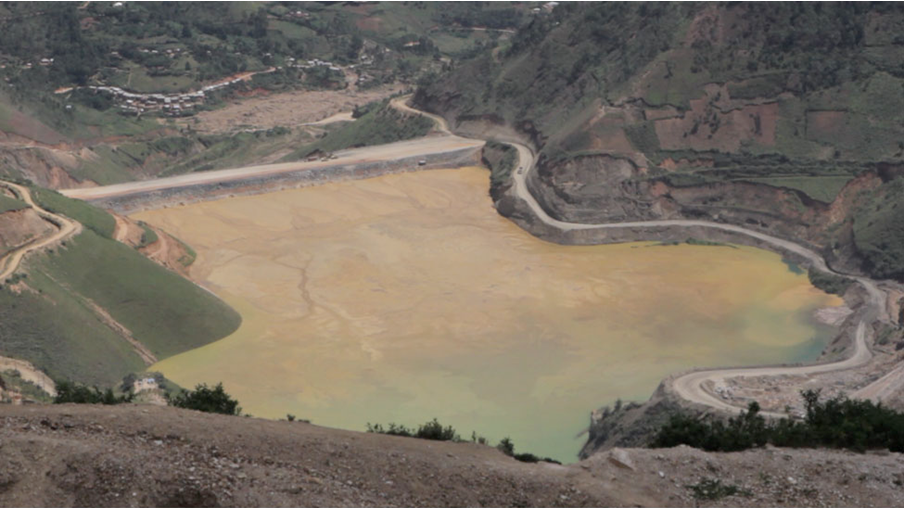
[0,181,80,281]
[391,95,450,133]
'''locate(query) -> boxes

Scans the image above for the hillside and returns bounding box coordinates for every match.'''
[415,2,904,282]
[0,181,240,389]
[0,2,530,188]
[1,403,903,508]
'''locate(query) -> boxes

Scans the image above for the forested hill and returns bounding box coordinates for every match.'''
[415,2,904,282]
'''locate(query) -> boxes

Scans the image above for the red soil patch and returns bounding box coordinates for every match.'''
[235,87,271,98]
[654,99,778,152]
[825,171,882,225]
[806,110,846,140]
[643,107,681,121]
[356,17,382,31]
[589,129,635,154]
[5,109,68,145]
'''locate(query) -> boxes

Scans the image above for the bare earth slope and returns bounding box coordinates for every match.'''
[1,404,902,508]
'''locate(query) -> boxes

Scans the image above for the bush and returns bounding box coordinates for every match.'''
[367,420,561,463]
[167,382,241,415]
[367,418,459,441]
[652,390,904,453]
[496,436,515,456]
[687,478,751,500]
[54,380,133,405]
[808,267,853,295]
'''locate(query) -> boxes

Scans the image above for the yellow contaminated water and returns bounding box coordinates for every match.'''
[135,167,842,462]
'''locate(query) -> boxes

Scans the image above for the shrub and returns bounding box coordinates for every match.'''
[367,418,459,441]
[496,436,515,456]
[653,390,904,453]
[687,478,751,500]
[167,382,241,415]
[54,380,133,405]
[807,267,853,295]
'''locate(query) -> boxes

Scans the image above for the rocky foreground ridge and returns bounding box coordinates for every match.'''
[1,404,903,508]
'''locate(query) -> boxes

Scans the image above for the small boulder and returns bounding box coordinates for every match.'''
[607,448,635,471]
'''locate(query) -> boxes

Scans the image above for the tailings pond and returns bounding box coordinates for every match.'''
[135,167,843,462]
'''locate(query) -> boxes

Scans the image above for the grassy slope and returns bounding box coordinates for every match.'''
[281,100,434,161]
[0,189,241,387]
[29,187,116,238]
[418,3,904,166]
[739,176,853,203]
[0,267,146,387]
[0,194,27,213]
[853,177,904,280]
[38,230,241,360]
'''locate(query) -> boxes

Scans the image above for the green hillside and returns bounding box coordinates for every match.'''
[418,3,904,163]
[415,2,904,281]
[0,186,240,387]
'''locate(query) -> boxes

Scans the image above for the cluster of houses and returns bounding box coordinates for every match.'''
[81,68,267,115]
[0,57,54,71]
[285,57,343,73]
[87,85,207,115]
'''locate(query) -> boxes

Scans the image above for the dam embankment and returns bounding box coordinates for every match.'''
[62,137,483,214]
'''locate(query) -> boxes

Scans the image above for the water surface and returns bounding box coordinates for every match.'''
[135,167,841,462]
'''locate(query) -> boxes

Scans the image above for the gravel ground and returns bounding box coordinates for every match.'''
[1,404,903,507]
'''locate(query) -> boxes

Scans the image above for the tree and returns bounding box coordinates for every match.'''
[497,437,515,456]
[54,381,133,405]
[167,382,241,415]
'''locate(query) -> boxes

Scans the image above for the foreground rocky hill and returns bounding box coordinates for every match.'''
[1,404,902,508]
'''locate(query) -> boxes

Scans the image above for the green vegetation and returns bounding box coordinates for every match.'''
[167,382,241,415]
[741,176,853,203]
[481,141,518,190]
[0,193,27,213]
[366,418,561,464]
[624,122,661,155]
[136,221,158,249]
[38,230,240,359]
[29,187,116,238]
[0,370,53,403]
[173,235,197,267]
[418,3,904,282]
[283,100,434,161]
[54,380,134,405]
[0,215,239,388]
[652,390,904,453]
[367,418,459,441]
[807,267,853,296]
[853,177,904,281]
[686,479,751,501]
[0,266,146,387]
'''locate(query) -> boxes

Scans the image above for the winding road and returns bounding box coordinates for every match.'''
[394,99,894,415]
[0,181,79,281]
